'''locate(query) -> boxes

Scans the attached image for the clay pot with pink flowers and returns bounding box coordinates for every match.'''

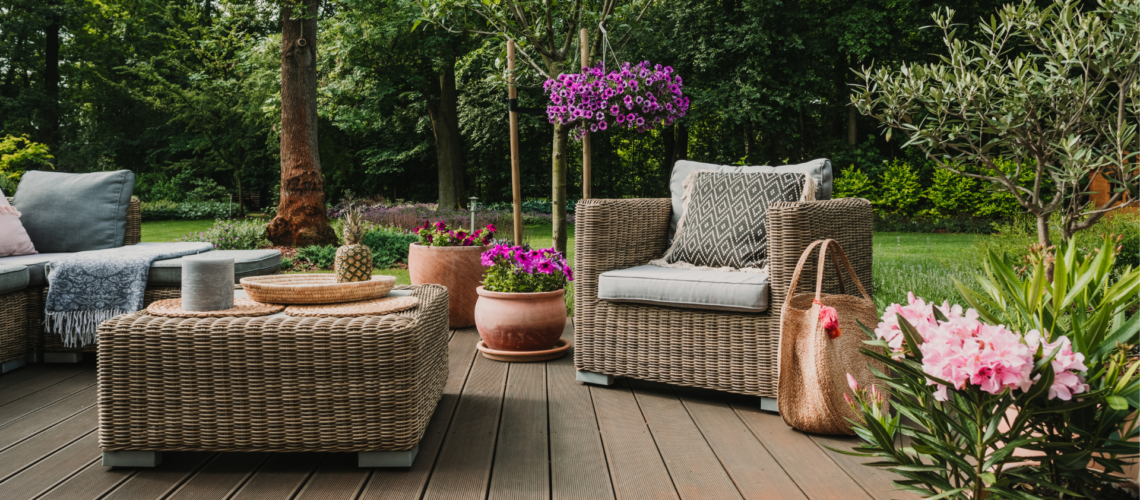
[408,221,496,328]
[473,244,574,362]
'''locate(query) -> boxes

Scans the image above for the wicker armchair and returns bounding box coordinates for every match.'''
[573,197,873,406]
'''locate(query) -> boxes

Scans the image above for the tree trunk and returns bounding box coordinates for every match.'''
[674,123,688,164]
[1036,213,1052,248]
[44,11,60,152]
[267,0,336,247]
[552,122,569,254]
[235,172,245,217]
[847,102,857,145]
[663,123,676,188]
[428,58,464,210]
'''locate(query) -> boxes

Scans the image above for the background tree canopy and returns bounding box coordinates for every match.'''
[2,0,1065,210]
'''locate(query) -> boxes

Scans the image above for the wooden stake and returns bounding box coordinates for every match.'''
[581,28,591,200]
[508,40,523,245]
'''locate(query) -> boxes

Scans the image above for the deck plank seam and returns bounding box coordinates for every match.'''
[90,465,141,500]
[622,379,682,499]
[806,434,885,500]
[0,402,96,454]
[32,454,102,500]
[0,427,97,486]
[585,383,618,500]
[726,400,813,500]
[148,451,220,500]
[201,452,274,500]
[0,380,97,429]
[0,367,95,409]
[670,386,753,500]
[282,453,329,500]
[481,359,512,500]
[416,329,479,500]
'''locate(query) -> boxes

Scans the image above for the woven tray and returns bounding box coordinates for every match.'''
[240,274,396,305]
[284,296,419,318]
[147,298,285,318]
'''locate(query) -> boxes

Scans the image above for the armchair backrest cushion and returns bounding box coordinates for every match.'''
[663,171,807,270]
[11,170,136,253]
[669,158,832,236]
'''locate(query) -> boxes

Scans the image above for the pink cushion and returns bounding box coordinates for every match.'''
[0,189,37,257]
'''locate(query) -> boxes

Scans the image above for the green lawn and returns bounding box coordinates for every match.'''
[140,219,988,309]
[140,219,215,242]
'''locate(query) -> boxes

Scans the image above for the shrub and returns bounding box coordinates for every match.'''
[0,135,53,189]
[925,167,980,217]
[296,245,337,269]
[140,200,182,221]
[361,227,418,268]
[833,166,875,200]
[873,214,997,234]
[176,218,269,250]
[141,200,236,221]
[975,211,1139,272]
[874,159,923,215]
[355,203,517,239]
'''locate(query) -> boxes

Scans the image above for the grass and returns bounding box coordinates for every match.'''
[141,219,989,312]
[140,219,215,242]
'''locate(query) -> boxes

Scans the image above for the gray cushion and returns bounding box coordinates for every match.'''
[599,265,769,313]
[669,159,832,236]
[12,170,135,253]
[0,253,66,286]
[664,172,806,269]
[149,249,282,286]
[0,264,29,294]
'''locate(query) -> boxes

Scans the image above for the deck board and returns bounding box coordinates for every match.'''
[547,324,613,500]
[0,320,918,500]
[360,328,480,500]
[422,332,509,500]
[809,435,917,500]
[674,386,806,500]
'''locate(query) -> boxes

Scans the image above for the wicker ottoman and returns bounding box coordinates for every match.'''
[96,284,449,468]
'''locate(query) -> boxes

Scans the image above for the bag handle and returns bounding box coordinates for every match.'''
[783,239,871,309]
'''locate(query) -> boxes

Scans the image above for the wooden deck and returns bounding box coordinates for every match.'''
[0,322,913,500]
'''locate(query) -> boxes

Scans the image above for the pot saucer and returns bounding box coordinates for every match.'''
[476,339,571,363]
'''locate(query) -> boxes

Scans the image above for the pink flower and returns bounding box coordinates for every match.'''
[847,373,859,392]
[817,300,841,339]
[1024,331,1089,400]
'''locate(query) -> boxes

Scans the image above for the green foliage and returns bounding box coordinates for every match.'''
[975,212,1140,272]
[139,200,182,221]
[141,200,237,221]
[361,227,418,268]
[954,237,1139,495]
[832,167,874,200]
[482,246,571,293]
[874,159,923,215]
[176,218,269,250]
[296,245,338,269]
[0,135,53,191]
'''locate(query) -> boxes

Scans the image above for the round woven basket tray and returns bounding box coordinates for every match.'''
[240,274,396,305]
[284,296,419,318]
[147,298,285,318]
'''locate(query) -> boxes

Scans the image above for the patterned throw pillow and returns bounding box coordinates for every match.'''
[0,189,37,257]
[662,171,807,269]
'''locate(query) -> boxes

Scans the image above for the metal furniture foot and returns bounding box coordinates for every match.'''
[1,358,25,374]
[760,397,779,414]
[576,370,615,386]
[103,451,162,467]
[44,353,83,363]
[359,446,418,467]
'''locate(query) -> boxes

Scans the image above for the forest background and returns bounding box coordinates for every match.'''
[0,0,1082,224]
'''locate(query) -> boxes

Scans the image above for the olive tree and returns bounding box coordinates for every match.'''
[853,0,1139,246]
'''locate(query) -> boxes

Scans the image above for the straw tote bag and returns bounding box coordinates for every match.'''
[777,239,886,435]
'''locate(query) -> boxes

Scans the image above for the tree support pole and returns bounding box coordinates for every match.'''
[508,40,523,245]
[581,28,591,200]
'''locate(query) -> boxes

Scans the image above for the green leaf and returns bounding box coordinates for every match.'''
[896,313,924,361]
[1107,396,1129,411]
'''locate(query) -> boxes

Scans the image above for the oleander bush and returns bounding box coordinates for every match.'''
[176,218,268,250]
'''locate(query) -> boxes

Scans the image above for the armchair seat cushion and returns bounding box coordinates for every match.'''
[598,265,769,313]
[0,264,29,294]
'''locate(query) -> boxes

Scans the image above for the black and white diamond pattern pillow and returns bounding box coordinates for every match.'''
[663,171,807,269]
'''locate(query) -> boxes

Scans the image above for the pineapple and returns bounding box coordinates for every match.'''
[335,207,374,283]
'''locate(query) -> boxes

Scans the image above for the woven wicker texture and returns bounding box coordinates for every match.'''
[284,295,419,317]
[573,197,873,398]
[778,240,886,435]
[147,297,285,317]
[0,290,28,366]
[241,274,396,304]
[124,197,141,245]
[97,284,449,453]
[36,285,182,353]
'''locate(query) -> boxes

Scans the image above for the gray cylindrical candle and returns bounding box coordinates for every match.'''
[182,255,235,311]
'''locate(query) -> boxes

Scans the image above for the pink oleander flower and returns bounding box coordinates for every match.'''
[847,373,859,392]
[817,300,841,339]
[1024,331,1089,401]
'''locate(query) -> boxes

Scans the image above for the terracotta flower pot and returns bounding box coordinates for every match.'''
[408,243,489,328]
[474,286,566,351]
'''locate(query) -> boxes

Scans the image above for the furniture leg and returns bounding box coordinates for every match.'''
[103,451,162,467]
[358,447,418,467]
[576,370,615,386]
[1,358,25,374]
[760,397,779,414]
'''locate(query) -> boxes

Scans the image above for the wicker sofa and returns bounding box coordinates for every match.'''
[572,197,873,408]
[2,196,279,362]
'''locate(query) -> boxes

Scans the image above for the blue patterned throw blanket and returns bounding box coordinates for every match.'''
[45,242,215,347]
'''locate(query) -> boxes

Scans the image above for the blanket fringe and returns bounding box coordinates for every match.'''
[45,309,133,348]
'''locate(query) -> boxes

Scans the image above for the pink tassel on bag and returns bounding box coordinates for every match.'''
[815,299,841,339]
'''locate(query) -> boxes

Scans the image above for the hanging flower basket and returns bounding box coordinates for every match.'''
[544,61,689,140]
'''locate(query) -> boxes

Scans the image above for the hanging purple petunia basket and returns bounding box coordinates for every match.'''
[544,61,689,141]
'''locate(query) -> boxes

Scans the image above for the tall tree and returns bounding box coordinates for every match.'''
[426,42,466,209]
[422,0,653,253]
[268,0,337,246]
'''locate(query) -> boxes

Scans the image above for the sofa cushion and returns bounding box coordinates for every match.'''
[669,159,832,236]
[663,171,806,270]
[0,264,29,295]
[149,249,282,286]
[12,170,135,253]
[0,253,67,287]
[598,265,769,313]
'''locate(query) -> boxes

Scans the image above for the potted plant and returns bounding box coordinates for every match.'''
[474,245,574,361]
[408,221,495,328]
